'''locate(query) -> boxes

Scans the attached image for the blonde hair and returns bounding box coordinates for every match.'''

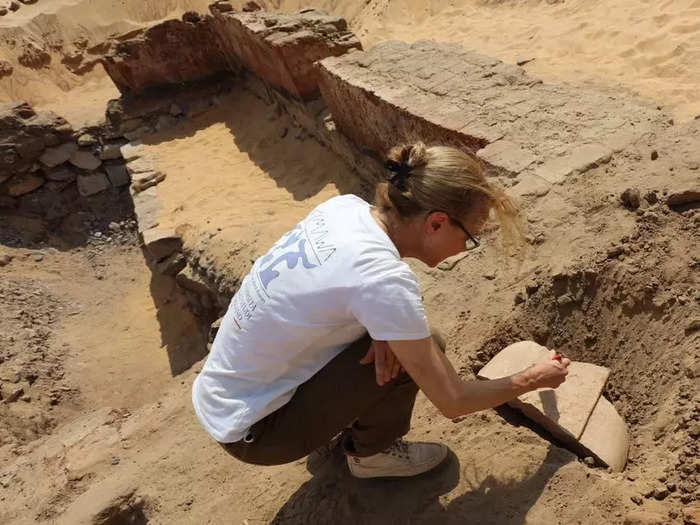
[375,142,524,258]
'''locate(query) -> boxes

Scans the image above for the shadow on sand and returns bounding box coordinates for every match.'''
[272,443,572,525]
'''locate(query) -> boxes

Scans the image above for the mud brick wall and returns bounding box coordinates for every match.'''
[318,40,668,184]
[100,7,361,101]
[101,16,235,95]
[209,8,361,100]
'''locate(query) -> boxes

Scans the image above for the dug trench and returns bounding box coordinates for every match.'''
[2,88,698,524]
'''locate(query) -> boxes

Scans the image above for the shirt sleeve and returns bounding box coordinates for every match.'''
[349,269,430,341]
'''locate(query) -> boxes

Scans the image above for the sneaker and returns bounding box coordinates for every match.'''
[347,439,448,479]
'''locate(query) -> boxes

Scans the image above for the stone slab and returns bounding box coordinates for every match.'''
[104,164,131,187]
[141,227,182,261]
[318,40,666,179]
[39,142,78,168]
[579,396,629,472]
[132,186,162,233]
[5,173,44,196]
[76,172,110,197]
[69,150,102,170]
[477,341,609,441]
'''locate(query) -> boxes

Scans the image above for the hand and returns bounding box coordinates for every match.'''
[359,339,402,386]
[525,350,571,390]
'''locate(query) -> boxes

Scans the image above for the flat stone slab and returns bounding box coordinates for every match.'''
[318,40,666,182]
[478,341,629,471]
[141,227,182,261]
[478,341,609,441]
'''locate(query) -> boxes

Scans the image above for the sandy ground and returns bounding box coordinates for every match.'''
[1,1,699,524]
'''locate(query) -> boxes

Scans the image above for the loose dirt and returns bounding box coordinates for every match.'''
[1,1,699,524]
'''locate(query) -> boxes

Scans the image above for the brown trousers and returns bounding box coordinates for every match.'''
[220,331,444,466]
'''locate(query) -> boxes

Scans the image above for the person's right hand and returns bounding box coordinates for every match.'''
[526,350,571,389]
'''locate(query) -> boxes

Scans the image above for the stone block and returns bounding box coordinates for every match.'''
[39,142,78,168]
[99,143,123,160]
[318,41,664,178]
[104,164,131,187]
[667,188,700,207]
[142,228,182,261]
[69,150,102,170]
[478,341,609,441]
[44,166,77,182]
[578,396,629,472]
[76,172,110,197]
[5,173,44,196]
[132,186,162,233]
[120,141,143,162]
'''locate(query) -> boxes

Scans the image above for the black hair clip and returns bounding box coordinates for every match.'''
[385,159,412,191]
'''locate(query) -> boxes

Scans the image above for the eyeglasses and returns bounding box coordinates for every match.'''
[428,210,481,251]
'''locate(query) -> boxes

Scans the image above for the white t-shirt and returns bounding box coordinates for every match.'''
[191,194,430,443]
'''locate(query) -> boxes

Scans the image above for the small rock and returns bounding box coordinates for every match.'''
[108,222,120,232]
[8,1,19,12]
[630,495,642,505]
[0,255,12,266]
[155,114,177,131]
[110,456,120,465]
[77,133,97,147]
[69,150,101,170]
[621,188,641,210]
[279,126,288,138]
[653,487,669,500]
[483,271,496,280]
[2,384,24,403]
[686,319,700,335]
[32,253,43,262]
[644,191,658,204]
[583,456,595,467]
[607,245,624,259]
[516,56,535,66]
[242,0,261,11]
[514,291,525,305]
[650,150,658,161]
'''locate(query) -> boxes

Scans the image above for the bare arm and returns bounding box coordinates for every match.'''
[387,338,569,419]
